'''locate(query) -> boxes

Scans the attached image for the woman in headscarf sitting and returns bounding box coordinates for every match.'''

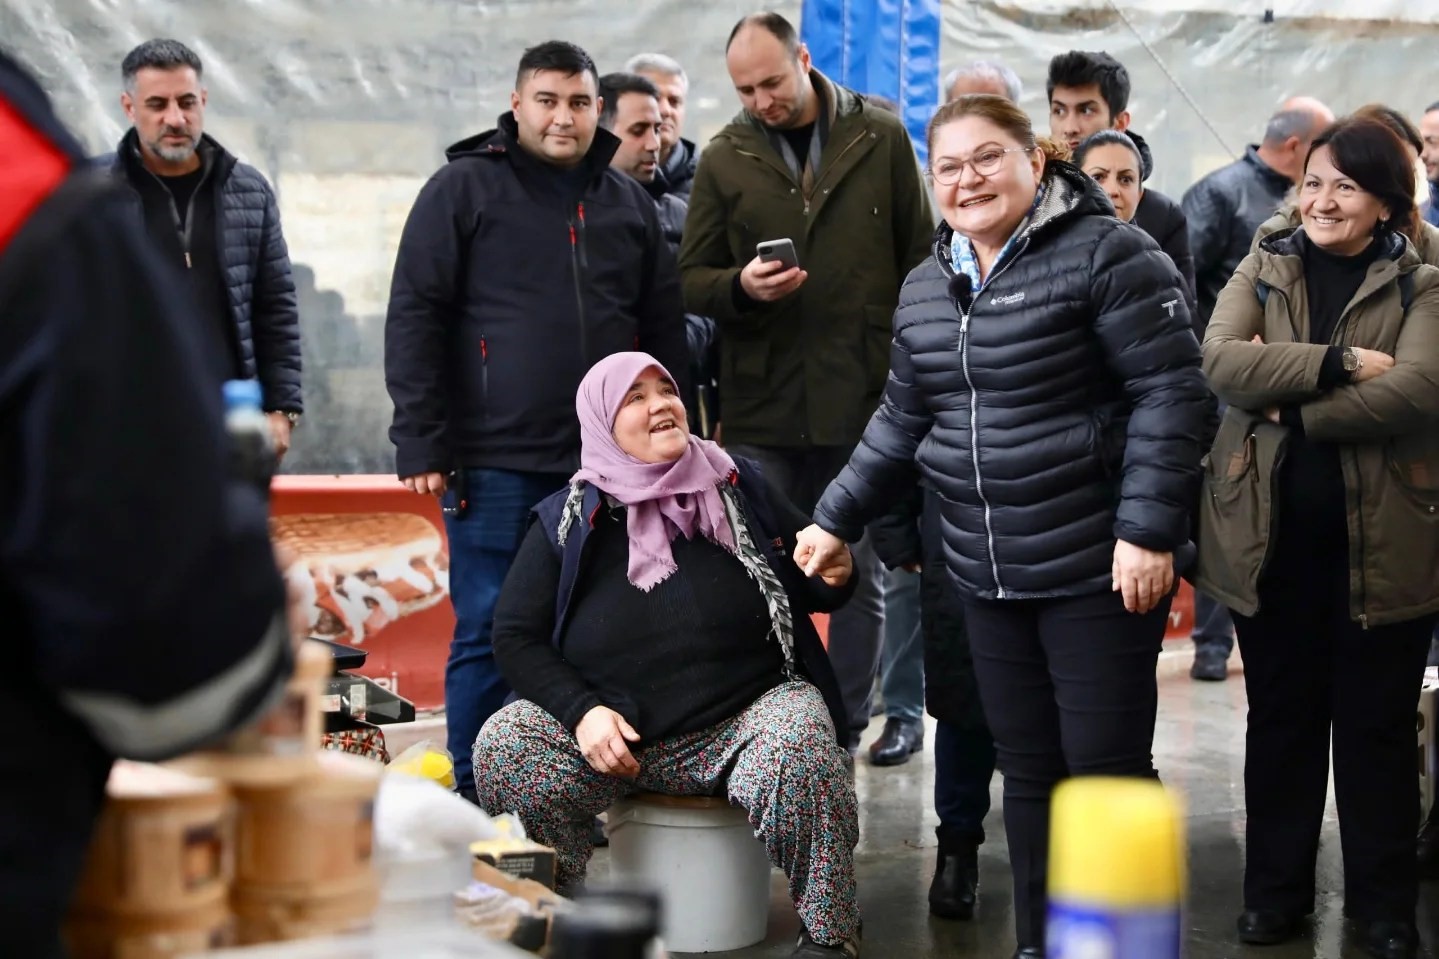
[471,352,862,959]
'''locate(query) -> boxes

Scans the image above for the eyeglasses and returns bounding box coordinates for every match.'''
[928,147,1031,185]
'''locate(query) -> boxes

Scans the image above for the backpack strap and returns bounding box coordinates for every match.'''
[1255,279,1272,310]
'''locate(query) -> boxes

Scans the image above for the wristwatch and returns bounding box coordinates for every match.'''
[1341,348,1362,379]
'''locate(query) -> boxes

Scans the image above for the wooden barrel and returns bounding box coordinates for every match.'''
[71,762,232,918]
[231,872,380,944]
[65,894,232,958]
[231,750,381,893]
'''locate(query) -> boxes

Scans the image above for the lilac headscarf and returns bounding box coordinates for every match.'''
[571,352,737,591]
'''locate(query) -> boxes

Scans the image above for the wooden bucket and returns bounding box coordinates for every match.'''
[71,762,232,918]
[65,898,232,959]
[232,750,381,893]
[231,872,380,944]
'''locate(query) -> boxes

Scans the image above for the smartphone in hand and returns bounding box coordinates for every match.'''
[756,238,799,272]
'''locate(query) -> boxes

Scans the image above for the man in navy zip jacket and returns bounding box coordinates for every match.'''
[384,40,688,799]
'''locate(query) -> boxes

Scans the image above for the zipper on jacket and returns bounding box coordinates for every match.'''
[1327,305,1372,627]
[953,240,1028,598]
[145,163,212,270]
[569,201,589,369]
[479,335,490,420]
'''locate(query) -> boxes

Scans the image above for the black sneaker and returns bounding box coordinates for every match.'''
[1190,646,1229,681]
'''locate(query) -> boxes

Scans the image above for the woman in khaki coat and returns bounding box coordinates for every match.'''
[1251,103,1439,266]
[1198,116,1439,959]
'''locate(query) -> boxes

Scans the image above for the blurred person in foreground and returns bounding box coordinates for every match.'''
[794,94,1209,957]
[384,40,688,800]
[1198,116,1439,959]
[0,50,294,957]
[473,352,860,958]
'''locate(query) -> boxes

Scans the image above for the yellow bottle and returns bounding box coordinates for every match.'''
[1048,777,1185,958]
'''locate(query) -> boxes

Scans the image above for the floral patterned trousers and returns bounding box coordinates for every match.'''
[473,681,861,946]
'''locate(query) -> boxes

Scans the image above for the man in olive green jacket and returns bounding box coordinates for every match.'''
[679,12,934,756]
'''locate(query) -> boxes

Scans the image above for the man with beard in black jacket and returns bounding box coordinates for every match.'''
[624,53,698,201]
[385,40,688,801]
[1047,50,1195,309]
[0,51,293,957]
[104,39,302,460]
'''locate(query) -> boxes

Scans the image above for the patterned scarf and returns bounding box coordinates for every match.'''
[555,480,798,678]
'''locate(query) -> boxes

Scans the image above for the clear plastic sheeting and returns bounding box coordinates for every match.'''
[4,0,1439,474]
[1,0,799,474]
[1008,0,1439,22]
[941,3,1439,197]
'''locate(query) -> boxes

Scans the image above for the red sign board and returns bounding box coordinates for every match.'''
[272,476,454,710]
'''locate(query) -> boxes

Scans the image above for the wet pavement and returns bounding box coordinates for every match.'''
[590,646,1439,958]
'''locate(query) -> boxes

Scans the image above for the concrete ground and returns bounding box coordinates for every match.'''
[571,645,1439,959]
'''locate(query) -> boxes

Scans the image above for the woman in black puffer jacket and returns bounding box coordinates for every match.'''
[794,95,1210,958]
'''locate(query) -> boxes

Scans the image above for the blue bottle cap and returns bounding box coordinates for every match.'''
[223,379,263,411]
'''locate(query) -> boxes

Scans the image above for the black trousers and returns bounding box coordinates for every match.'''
[1235,535,1434,922]
[964,588,1170,948]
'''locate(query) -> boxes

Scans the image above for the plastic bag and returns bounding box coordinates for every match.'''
[387,739,456,790]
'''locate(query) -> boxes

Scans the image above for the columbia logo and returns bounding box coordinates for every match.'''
[991,291,1026,306]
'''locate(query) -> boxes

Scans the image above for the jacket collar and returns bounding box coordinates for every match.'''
[114,127,235,185]
[717,68,859,150]
[1256,226,1417,306]
[1243,144,1293,193]
[445,114,620,179]
[658,137,697,187]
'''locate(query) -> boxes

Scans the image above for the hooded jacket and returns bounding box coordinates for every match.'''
[384,115,689,477]
[1197,227,1439,626]
[814,162,1209,600]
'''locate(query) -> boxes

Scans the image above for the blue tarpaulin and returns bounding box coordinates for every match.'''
[800,0,942,164]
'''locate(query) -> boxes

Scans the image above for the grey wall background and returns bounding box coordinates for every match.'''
[4,0,1435,474]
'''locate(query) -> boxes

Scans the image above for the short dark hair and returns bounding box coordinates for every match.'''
[515,40,599,92]
[1307,116,1420,243]
[598,73,661,130]
[726,12,801,57]
[1427,101,1439,115]
[1046,51,1130,120]
[1073,129,1144,171]
[121,39,202,90]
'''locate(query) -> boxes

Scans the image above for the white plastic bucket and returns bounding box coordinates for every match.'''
[605,795,773,952]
